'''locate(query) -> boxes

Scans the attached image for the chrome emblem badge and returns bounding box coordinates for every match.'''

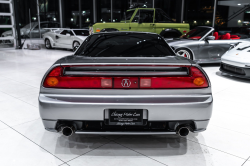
[121,79,131,87]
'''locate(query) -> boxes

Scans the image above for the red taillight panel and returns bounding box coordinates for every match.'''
[48,66,62,76]
[43,66,208,89]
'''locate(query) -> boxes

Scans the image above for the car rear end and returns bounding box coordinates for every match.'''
[39,58,212,137]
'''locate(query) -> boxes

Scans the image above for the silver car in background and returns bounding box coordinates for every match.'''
[1,21,60,44]
[39,32,213,138]
[167,26,250,64]
[43,29,89,50]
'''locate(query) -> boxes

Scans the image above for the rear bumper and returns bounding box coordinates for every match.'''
[39,93,213,133]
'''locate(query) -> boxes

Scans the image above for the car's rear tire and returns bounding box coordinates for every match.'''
[175,48,193,60]
[45,39,52,49]
[72,41,80,51]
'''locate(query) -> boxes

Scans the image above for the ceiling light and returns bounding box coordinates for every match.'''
[238,4,241,5]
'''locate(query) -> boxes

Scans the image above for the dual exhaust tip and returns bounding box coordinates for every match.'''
[176,125,193,137]
[60,124,192,137]
[61,125,75,137]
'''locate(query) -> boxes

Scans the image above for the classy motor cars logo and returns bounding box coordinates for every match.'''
[121,79,131,87]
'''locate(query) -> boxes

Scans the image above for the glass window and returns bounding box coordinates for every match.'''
[77,33,174,57]
[40,23,49,28]
[48,22,60,28]
[155,9,173,23]
[132,10,139,22]
[18,0,60,38]
[0,16,11,25]
[139,10,154,23]
[80,0,92,27]
[60,30,74,36]
[0,28,14,48]
[39,0,60,23]
[63,0,79,28]
[97,0,111,22]
[122,10,135,21]
[180,27,211,39]
[73,30,89,36]
[0,28,12,37]
[113,0,129,22]
[216,1,250,38]
[183,0,214,29]
[155,0,177,22]
[0,3,10,13]
[131,0,153,8]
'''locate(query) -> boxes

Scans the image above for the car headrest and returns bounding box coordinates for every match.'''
[221,33,230,40]
[213,32,219,40]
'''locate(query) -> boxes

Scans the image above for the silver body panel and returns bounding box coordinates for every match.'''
[43,29,88,49]
[167,26,250,64]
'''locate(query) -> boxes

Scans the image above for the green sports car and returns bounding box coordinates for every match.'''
[90,8,190,38]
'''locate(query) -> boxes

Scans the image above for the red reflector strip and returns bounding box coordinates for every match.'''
[140,78,151,88]
[101,78,112,88]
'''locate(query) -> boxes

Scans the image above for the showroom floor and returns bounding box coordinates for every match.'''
[0,49,250,166]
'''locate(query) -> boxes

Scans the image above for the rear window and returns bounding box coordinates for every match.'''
[76,33,174,57]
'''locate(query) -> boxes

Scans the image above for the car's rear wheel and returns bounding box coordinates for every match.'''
[175,48,193,60]
[45,39,52,49]
[72,41,80,51]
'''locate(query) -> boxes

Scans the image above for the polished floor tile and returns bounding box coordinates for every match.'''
[188,125,250,159]
[0,120,8,130]
[67,142,165,166]
[0,49,250,166]
[114,135,244,166]
[0,128,63,166]
[243,161,250,166]
[0,97,40,126]
[17,91,39,107]
[0,81,38,98]
[13,119,111,162]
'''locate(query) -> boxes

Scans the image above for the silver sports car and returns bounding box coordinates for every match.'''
[43,29,89,50]
[1,21,60,44]
[220,42,250,79]
[167,26,250,64]
[39,32,213,137]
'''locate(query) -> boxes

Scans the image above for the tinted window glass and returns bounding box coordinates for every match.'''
[140,10,154,23]
[121,10,135,20]
[132,10,139,22]
[49,23,60,28]
[0,3,10,13]
[155,9,173,23]
[40,23,48,28]
[181,27,211,39]
[77,33,174,57]
[73,30,89,36]
[60,30,74,35]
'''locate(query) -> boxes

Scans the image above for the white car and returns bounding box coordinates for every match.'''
[43,29,89,51]
[220,41,250,79]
